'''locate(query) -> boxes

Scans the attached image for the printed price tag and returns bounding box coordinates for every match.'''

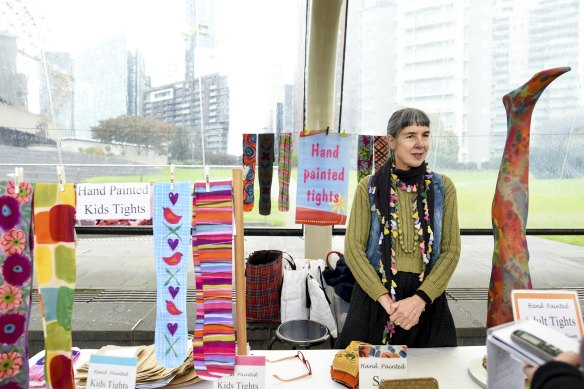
[86,354,138,389]
[512,289,584,339]
[213,355,266,389]
[358,344,408,388]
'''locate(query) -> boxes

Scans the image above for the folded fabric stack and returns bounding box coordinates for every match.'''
[330,340,362,389]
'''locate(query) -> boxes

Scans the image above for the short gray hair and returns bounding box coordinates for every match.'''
[386,108,430,137]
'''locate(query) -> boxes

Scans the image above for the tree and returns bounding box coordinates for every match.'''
[91,115,174,156]
[168,126,192,163]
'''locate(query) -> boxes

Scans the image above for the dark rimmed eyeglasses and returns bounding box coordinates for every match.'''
[266,351,312,382]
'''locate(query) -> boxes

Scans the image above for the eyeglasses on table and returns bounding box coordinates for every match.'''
[266,351,312,382]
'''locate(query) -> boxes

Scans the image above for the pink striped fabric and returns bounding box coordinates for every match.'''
[192,180,235,380]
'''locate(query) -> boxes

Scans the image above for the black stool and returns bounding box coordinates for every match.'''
[268,320,333,350]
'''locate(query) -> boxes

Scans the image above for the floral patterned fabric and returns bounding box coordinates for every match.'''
[0,181,33,388]
[357,135,373,182]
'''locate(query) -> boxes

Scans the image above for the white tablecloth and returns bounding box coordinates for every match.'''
[184,346,486,388]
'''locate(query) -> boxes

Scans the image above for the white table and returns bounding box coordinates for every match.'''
[32,346,485,388]
[185,346,486,388]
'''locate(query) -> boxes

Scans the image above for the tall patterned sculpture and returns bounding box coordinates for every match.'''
[487,67,570,328]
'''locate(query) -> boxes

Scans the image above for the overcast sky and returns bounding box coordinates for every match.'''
[36,0,301,153]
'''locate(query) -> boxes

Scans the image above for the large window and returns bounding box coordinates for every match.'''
[1,0,583,230]
[0,0,306,229]
[341,0,584,229]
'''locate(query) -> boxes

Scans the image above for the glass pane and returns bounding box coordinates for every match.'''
[342,0,584,229]
[0,0,307,229]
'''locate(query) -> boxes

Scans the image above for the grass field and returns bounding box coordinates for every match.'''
[86,167,584,244]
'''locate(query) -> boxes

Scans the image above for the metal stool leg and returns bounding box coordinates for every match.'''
[268,336,278,350]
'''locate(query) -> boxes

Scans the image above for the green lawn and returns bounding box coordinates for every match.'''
[85,167,584,245]
[86,167,288,226]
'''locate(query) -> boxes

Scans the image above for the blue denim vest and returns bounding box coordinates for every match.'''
[365,173,445,272]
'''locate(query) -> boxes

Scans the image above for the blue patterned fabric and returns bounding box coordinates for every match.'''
[153,182,192,368]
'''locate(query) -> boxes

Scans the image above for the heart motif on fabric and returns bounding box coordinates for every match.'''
[169,192,179,205]
[168,286,180,299]
[167,323,178,336]
[167,239,179,251]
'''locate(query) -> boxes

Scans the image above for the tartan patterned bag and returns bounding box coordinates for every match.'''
[245,250,284,323]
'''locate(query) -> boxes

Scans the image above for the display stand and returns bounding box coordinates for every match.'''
[232,168,247,355]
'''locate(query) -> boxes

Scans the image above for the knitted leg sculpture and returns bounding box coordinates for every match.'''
[258,134,275,216]
[357,135,373,182]
[242,134,257,212]
[192,180,235,379]
[486,67,570,328]
[374,136,389,172]
[278,133,292,212]
[0,181,34,388]
[33,183,76,389]
[153,182,192,368]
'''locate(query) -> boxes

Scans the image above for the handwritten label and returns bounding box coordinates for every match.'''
[512,289,584,339]
[295,132,350,225]
[86,354,137,389]
[213,356,266,389]
[358,344,408,387]
[76,183,151,220]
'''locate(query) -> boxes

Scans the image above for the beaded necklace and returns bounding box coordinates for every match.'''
[379,161,434,343]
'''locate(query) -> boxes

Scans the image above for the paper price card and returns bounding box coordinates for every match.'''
[86,354,138,389]
[359,344,408,388]
[213,355,266,389]
[512,289,584,339]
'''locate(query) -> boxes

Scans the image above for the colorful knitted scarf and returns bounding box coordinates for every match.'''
[258,134,275,216]
[374,136,389,172]
[33,183,76,389]
[371,160,434,341]
[278,133,292,211]
[192,180,235,379]
[242,134,257,212]
[0,181,34,388]
[357,135,373,182]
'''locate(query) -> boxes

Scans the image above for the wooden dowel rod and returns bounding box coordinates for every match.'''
[232,168,247,355]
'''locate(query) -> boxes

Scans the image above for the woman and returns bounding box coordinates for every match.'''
[336,107,461,348]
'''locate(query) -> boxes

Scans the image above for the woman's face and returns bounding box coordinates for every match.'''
[388,125,430,170]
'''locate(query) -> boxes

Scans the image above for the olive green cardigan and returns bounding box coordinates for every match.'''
[344,174,461,303]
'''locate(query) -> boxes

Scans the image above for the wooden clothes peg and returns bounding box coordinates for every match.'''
[170,164,176,191]
[14,167,23,188]
[204,166,210,192]
[56,165,66,192]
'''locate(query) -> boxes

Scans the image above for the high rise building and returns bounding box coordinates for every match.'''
[43,52,74,137]
[185,0,218,81]
[0,34,28,108]
[395,0,467,161]
[73,35,147,139]
[528,0,582,121]
[489,0,530,161]
[142,73,229,156]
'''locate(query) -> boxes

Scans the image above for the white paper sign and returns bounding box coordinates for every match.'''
[76,183,151,220]
[512,289,584,339]
[358,344,408,388]
[214,355,266,389]
[86,354,138,389]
